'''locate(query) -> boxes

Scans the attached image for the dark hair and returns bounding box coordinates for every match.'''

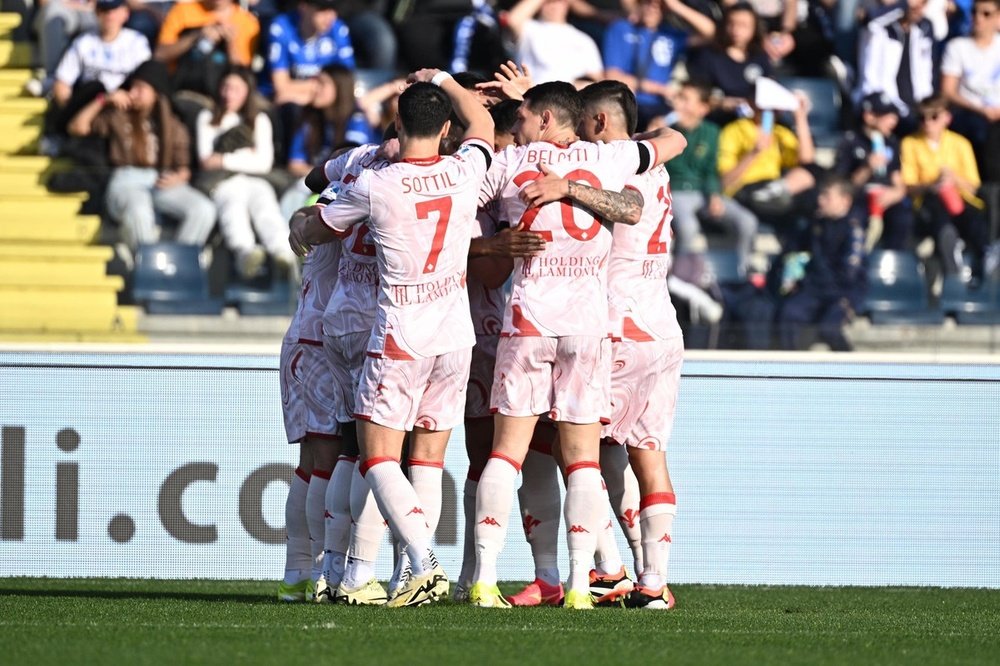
[398,82,453,138]
[302,64,357,159]
[522,81,583,130]
[717,2,764,54]
[211,66,262,129]
[579,80,638,135]
[820,174,855,199]
[681,79,713,105]
[453,71,489,90]
[489,99,520,136]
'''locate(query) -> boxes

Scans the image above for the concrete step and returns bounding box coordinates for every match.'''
[0,261,114,283]
[4,198,85,217]
[0,216,99,244]
[0,305,140,335]
[0,155,72,174]
[0,243,113,261]
[0,123,39,152]
[0,97,46,115]
[0,272,122,289]
[0,42,30,69]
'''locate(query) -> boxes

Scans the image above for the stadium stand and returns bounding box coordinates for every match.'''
[862,249,945,326]
[0,11,140,341]
[131,242,224,315]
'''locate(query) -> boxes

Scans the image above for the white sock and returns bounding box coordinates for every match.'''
[600,444,643,574]
[518,449,561,586]
[348,465,386,569]
[564,462,603,593]
[639,492,677,590]
[458,475,479,587]
[323,456,355,584]
[362,458,436,576]
[594,504,624,576]
[283,467,312,584]
[408,459,444,537]
[306,468,331,579]
[473,454,521,586]
[343,557,377,589]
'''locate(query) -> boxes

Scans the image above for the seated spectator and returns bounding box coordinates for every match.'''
[67,60,216,253]
[262,0,355,104]
[940,0,1000,183]
[602,0,717,129]
[776,0,840,78]
[717,91,816,249]
[122,1,171,47]
[28,0,98,97]
[504,0,604,84]
[834,92,914,250]
[901,95,991,280]
[196,67,297,279]
[337,0,398,70]
[856,0,936,132]
[685,2,774,124]
[777,176,867,351]
[155,0,260,96]
[665,80,759,274]
[48,0,151,137]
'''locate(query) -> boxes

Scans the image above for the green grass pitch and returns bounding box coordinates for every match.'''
[1,579,999,665]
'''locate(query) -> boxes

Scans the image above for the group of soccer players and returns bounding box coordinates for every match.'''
[276,63,687,610]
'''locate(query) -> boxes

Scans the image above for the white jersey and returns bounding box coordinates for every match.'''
[54,28,151,91]
[468,203,506,336]
[290,242,342,343]
[609,165,682,342]
[319,144,393,337]
[320,138,493,359]
[478,139,656,338]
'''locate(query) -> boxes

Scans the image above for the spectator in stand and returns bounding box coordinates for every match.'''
[685,2,773,124]
[602,0,717,129]
[155,0,260,95]
[336,1,398,70]
[777,0,840,78]
[666,80,759,274]
[67,60,216,253]
[503,0,604,84]
[777,176,867,351]
[940,0,1000,183]
[48,0,150,137]
[196,67,298,279]
[27,0,97,97]
[717,91,817,249]
[901,95,991,280]
[834,92,914,250]
[856,0,936,132]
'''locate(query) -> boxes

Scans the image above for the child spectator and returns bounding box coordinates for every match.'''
[28,0,98,97]
[602,0,717,129]
[834,92,914,250]
[901,95,991,280]
[777,176,867,351]
[155,0,260,95]
[67,60,216,253]
[667,80,759,274]
[685,1,774,124]
[504,0,604,85]
[940,0,1000,183]
[48,0,151,137]
[196,67,298,279]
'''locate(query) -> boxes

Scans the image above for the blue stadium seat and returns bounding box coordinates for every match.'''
[354,68,398,98]
[131,243,224,315]
[862,250,944,325]
[701,249,745,285]
[224,260,297,316]
[776,76,842,149]
[940,276,1000,325]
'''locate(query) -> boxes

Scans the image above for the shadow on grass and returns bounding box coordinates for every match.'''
[0,588,275,604]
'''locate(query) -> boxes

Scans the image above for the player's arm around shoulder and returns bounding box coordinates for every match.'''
[518,163,644,226]
[289,171,372,256]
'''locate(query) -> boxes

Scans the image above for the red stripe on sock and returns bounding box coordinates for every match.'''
[640,492,677,510]
[312,469,332,481]
[407,458,445,469]
[294,467,310,483]
[565,460,601,475]
[358,456,399,477]
[489,452,522,472]
[467,468,483,482]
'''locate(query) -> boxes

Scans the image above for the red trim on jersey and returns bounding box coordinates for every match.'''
[294,467,310,483]
[402,155,443,166]
[511,304,542,336]
[407,458,445,469]
[366,352,382,359]
[467,467,483,482]
[565,460,601,475]
[359,456,400,477]
[489,452,522,472]
[353,413,373,421]
[382,334,415,360]
[622,317,655,342]
[640,492,677,510]
[623,184,642,194]
[306,431,342,441]
[337,455,358,463]
[297,338,324,347]
[312,468,333,480]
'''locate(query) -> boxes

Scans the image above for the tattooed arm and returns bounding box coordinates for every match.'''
[519,163,645,225]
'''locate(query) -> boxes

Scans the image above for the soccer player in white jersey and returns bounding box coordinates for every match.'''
[469,81,686,610]
[289,69,494,607]
[524,80,685,610]
[276,228,342,602]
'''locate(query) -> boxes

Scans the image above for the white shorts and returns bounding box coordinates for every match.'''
[323,331,370,424]
[491,336,611,425]
[602,337,684,451]
[280,339,341,444]
[355,347,473,432]
[465,334,499,419]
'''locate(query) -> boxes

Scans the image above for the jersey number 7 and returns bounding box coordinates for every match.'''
[416,196,453,273]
